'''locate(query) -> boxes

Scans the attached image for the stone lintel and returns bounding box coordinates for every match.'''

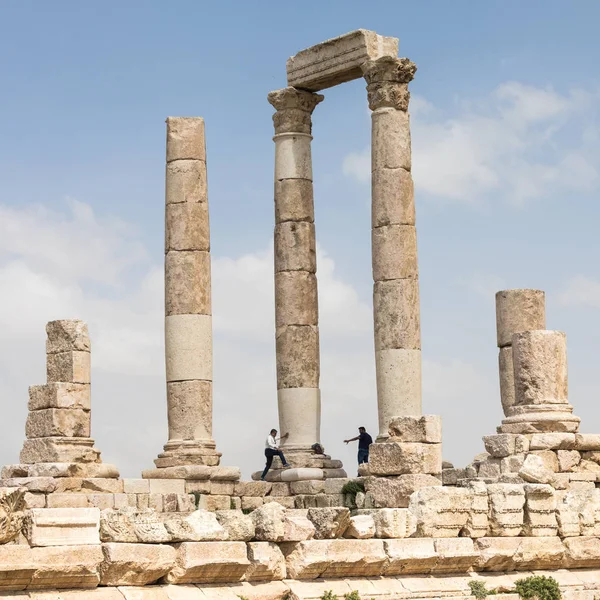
[286,29,398,91]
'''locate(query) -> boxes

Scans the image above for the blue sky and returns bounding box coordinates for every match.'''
[0,2,599,477]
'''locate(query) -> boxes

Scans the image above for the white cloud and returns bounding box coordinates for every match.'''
[342,82,600,204]
[559,275,600,309]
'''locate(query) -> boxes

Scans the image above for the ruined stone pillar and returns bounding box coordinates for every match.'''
[155,117,219,469]
[362,56,421,438]
[495,289,546,416]
[268,88,323,455]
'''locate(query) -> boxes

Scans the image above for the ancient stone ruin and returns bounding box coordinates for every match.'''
[1,29,600,600]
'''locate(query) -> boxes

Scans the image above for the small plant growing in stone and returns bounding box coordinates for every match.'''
[191,491,202,509]
[469,581,496,599]
[344,591,361,600]
[515,576,561,600]
[321,591,338,600]
[341,481,365,496]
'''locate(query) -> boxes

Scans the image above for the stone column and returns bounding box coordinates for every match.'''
[362,56,420,438]
[154,117,219,469]
[268,88,323,455]
[495,289,546,416]
[499,330,580,434]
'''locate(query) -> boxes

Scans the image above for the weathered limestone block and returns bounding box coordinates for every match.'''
[215,510,255,541]
[0,488,26,544]
[29,383,91,411]
[529,432,576,449]
[165,541,250,583]
[531,449,559,472]
[26,408,90,438]
[483,434,520,458]
[575,433,600,450]
[495,289,545,348]
[487,484,525,537]
[27,462,118,478]
[371,109,412,171]
[372,225,418,281]
[166,116,206,162]
[246,542,286,581]
[523,483,558,536]
[372,167,415,227]
[519,453,554,484]
[383,538,437,574]
[282,539,387,579]
[20,437,101,464]
[164,314,212,382]
[275,179,314,224]
[275,272,318,327]
[369,441,441,475]
[373,508,416,539]
[100,508,170,544]
[233,481,272,497]
[500,454,525,474]
[283,512,315,541]
[434,538,478,573]
[0,477,56,493]
[306,507,350,539]
[276,325,319,389]
[387,415,441,443]
[47,351,91,384]
[286,29,398,91]
[478,458,502,479]
[165,202,210,252]
[513,330,568,405]
[164,251,211,316]
[165,381,212,443]
[164,510,227,542]
[46,319,91,354]
[166,159,208,205]
[373,279,420,350]
[499,346,516,416]
[364,474,440,508]
[275,222,316,273]
[564,536,600,568]
[25,507,100,547]
[99,542,176,586]
[345,514,375,539]
[462,480,489,538]
[476,536,565,571]
[252,502,285,542]
[409,486,472,537]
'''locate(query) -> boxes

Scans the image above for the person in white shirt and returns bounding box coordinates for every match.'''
[260,429,290,481]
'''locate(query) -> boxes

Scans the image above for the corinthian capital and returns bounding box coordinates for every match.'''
[268,87,324,134]
[362,56,417,111]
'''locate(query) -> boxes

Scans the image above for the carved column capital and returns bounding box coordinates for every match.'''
[362,56,417,111]
[268,87,324,134]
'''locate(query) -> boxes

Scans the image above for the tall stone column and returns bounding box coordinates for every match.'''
[362,57,420,438]
[268,88,323,456]
[154,117,220,470]
[495,289,546,416]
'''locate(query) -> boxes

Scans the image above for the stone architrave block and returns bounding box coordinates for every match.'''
[433,538,478,573]
[495,289,546,348]
[46,320,91,354]
[387,415,441,443]
[26,408,90,439]
[475,537,565,571]
[25,507,100,547]
[369,441,441,475]
[523,483,558,536]
[28,383,91,411]
[564,536,600,568]
[408,486,472,537]
[166,116,206,162]
[246,541,286,581]
[99,542,176,586]
[463,480,489,538]
[383,538,437,575]
[373,508,416,539]
[165,541,249,583]
[487,484,525,537]
[286,29,398,91]
[47,351,91,384]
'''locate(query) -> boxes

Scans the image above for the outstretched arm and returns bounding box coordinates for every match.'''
[276,433,289,442]
[344,436,360,444]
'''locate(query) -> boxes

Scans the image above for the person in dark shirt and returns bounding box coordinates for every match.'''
[344,426,373,465]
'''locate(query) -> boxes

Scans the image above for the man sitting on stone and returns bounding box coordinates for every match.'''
[344,426,373,465]
[260,429,291,481]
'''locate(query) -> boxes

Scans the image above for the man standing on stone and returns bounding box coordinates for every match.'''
[260,429,290,480]
[344,427,373,465]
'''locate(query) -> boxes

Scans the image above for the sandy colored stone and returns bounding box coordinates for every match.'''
[523,483,557,536]
[475,536,565,571]
[165,314,212,382]
[26,408,90,438]
[165,202,210,252]
[364,474,439,508]
[433,538,478,573]
[483,434,517,458]
[373,279,420,350]
[307,507,350,539]
[251,502,285,542]
[371,108,411,171]
[383,538,437,574]
[165,541,249,583]
[408,486,472,537]
[166,159,208,205]
[46,319,91,354]
[276,325,319,389]
[519,453,554,484]
[369,441,441,475]
[564,536,600,568]
[0,477,56,493]
[372,224,418,282]
[25,507,100,547]
[47,351,90,384]
[575,433,600,450]
[165,251,211,316]
[529,432,576,449]
[234,481,272,497]
[283,512,315,541]
[498,346,515,417]
[20,437,100,464]
[463,480,489,538]
[373,508,416,538]
[531,449,559,472]
[275,272,318,327]
[372,167,415,227]
[99,542,176,586]
[286,29,398,91]
[274,133,313,181]
[513,330,568,405]
[387,415,441,443]
[289,480,325,495]
[345,514,375,539]
[28,383,91,411]
[27,462,118,479]
[275,178,314,224]
[215,510,254,541]
[487,483,525,537]
[166,117,206,162]
[164,510,227,542]
[166,381,212,442]
[495,289,546,348]
[275,222,316,273]
[246,542,286,581]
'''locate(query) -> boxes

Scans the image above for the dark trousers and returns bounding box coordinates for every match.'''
[261,448,287,479]
[358,448,369,464]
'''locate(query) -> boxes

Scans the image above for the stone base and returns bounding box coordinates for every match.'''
[143,465,240,481]
[2,462,119,479]
[499,404,581,434]
[250,451,347,483]
[251,467,347,482]
[20,437,102,464]
[153,439,222,468]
